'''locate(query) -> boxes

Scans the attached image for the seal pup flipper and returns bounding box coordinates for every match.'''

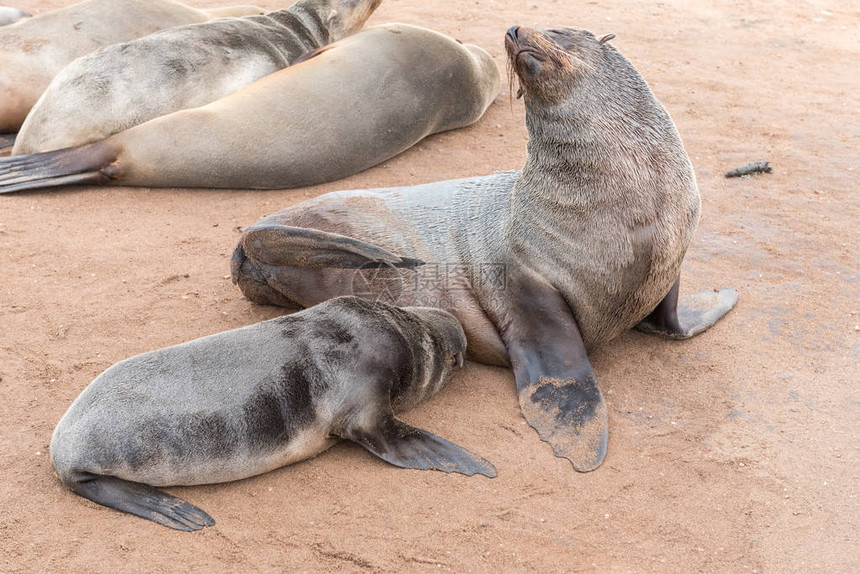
[68,474,215,532]
[0,142,119,194]
[636,277,739,339]
[242,225,424,269]
[502,274,608,472]
[341,416,497,478]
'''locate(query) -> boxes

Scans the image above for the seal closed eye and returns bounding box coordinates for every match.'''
[50,297,493,531]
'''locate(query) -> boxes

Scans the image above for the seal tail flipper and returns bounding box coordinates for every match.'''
[503,273,608,472]
[67,474,215,531]
[0,142,119,194]
[242,224,424,269]
[341,415,497,478]
[636,278,738,339]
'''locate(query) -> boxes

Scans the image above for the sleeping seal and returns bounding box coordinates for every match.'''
[0,0,265,137]
[12,0,381,154]
[51,297,493,531]
[229,25,739,471]
[0,23,500,192]
[0,6,29,26]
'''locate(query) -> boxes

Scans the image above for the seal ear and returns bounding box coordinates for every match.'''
[326,9,338,25]
[598,33,616,44]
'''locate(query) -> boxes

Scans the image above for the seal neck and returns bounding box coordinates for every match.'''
[514,89,693,209]
[269,3,330,48]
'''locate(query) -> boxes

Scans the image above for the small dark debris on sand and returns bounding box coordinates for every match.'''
[725,161,773,178]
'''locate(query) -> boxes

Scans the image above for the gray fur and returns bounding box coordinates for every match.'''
[0,24,500,193]
[234,26,698,356]
[0,7,29,26]
[13,0,380,154]
[51,297,468,490]
[0,0,265,133]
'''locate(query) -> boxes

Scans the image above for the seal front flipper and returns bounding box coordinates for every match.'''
[636,277,739,339]
[501,273,608,472]
[340,415,497,478]
[0,141,120,194]
[67,474,215,532]
[242,225,424,269]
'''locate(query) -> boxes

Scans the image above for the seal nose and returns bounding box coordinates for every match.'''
[506,25,520,42]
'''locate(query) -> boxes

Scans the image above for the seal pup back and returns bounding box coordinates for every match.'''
[12,0,382,155]
[0,0,265,136]
[50,297,493,531]
[0,23,500,193]
[229,25,738,472]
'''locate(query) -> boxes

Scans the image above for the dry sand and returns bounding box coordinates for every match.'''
[1,0,857,571]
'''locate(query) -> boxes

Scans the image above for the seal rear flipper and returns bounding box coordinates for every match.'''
[0,142,119,194]
[502,273,608,472]
[242,225,424,269]
[636,277,739,339]
[341,416,497,478]
[68,474,215,532]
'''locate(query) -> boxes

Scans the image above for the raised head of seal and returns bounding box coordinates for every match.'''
[228,25,739,472]
[50,297,493,531]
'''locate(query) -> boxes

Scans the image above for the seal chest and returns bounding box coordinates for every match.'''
[50,297,494,531]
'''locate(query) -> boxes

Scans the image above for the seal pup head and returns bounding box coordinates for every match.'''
[381,304,467,413]
[323,0,383,40]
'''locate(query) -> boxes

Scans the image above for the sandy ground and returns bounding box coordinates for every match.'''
[1,0,858,571]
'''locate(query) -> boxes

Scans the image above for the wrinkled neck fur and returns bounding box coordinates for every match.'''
[389,325,448,414]
[516,63,691,208]
[269,2,330,47]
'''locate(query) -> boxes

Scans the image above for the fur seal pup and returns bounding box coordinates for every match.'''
[0,0,265,136]
[229,25,740,472]
[12,0,381,154]
[51,297,494,531]
[0,23,500,192]
[0,6,29,26]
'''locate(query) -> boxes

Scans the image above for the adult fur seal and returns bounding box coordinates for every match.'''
[12,0,382,155]
[229,26,739,471]
[0,0,265,137]
[0,23,500,192]
[0,6,29,26]
[51,297,493,531]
